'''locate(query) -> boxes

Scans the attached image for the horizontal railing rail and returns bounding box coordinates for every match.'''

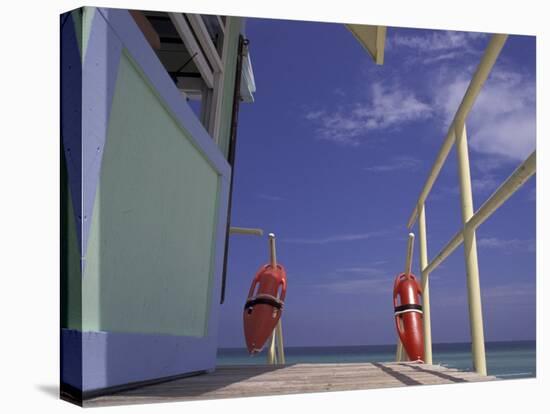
[424,151,536,276]
[398,33,536,376]
[407,34,508,229]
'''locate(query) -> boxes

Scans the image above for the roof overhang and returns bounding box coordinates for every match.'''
[240,50,256,103]
[346,24,387,65]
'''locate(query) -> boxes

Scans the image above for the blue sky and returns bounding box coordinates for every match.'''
[218,18,536,348]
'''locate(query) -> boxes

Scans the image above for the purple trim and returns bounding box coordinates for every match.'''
[81,10,122,265]
[61,328,83,390]
[79,8,231,264]
[206,175,231,337]
[60,12,83,252]
[62,329,216,391]
[61,7,233,392]
[61,176,230,391]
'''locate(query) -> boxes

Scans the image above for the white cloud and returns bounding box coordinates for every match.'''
[430,170,524,200]
[388,30,487,64]
[432,281,535,307]
[257,193,284,201]
[422,51,460,64]
[305,29,535,165]
[333,88,346,97]
[471,175,499,193]
[434,67,536,162]
[364,155,422,173]
[482,282,536,308]
[304,110,324,120]
[430,175,498,201]
[355,83,433,128]
[477,237,535,252]
[316,277,392,294]
[335,267,386,277]
[305,82,432,145]
[483,282,535,301]
[310,262,394,294]
[282,230,387,245]
[386,30,535,163]
[473,157,508,175]
[471,112,536,161]
[390,30,485,52]
[311,112,364,145]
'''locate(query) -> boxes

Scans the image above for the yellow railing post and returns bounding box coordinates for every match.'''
[396,233,415,361]
[401,35,537,377]
[395,341,405,362]
[406,34,508,230]
[405,233,415,275]
[229,226,264,236]
[266,233,285,365]
[418,204,433,364]
[275,320,285,364]
[266,233,278,364]
[267,332,277,364]
[268,232,277,268]
[455,123,487,375]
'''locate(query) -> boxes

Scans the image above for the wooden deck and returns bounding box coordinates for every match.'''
[85,362,497,407]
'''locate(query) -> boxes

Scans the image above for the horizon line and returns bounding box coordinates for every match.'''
[218,338,536,350]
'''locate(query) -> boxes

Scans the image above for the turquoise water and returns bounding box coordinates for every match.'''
[217,340,536,379]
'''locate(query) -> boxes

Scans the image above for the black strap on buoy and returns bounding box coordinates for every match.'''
[394,304,423,315]
[244,294,283,311]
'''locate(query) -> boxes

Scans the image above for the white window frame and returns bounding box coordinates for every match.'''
[168,12,231,144]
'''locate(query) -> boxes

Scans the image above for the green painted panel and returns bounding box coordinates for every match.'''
[217,17,243,158]
[82,51,220,337]
[61,150,82,330]
[66,6,93,62]
[71,9,83,58]
[81,7,95,61]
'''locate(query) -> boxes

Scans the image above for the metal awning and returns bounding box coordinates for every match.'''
[240,50,256,103]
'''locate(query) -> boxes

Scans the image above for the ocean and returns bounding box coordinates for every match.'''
[217,340,536,379]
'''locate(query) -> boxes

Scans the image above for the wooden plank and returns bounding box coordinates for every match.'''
[129,10,161,50]
[85,362,496,407]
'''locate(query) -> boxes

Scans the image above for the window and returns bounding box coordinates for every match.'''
[137,11,229,142]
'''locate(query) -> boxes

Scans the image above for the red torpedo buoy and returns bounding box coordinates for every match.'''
[393,272,424,362]
[243,263,287,354]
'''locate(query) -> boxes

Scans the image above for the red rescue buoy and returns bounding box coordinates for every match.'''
[393,272,424,362]
[243,263,287,354]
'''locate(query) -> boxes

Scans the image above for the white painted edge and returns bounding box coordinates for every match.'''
[187,14,224,73]
[168,12,215,88]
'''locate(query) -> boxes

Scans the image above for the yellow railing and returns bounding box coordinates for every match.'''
[266,233,286,365]
[403,34,536,375]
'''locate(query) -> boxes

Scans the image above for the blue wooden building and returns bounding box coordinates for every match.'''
[60,6,388,404]
[60,6,257,401]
